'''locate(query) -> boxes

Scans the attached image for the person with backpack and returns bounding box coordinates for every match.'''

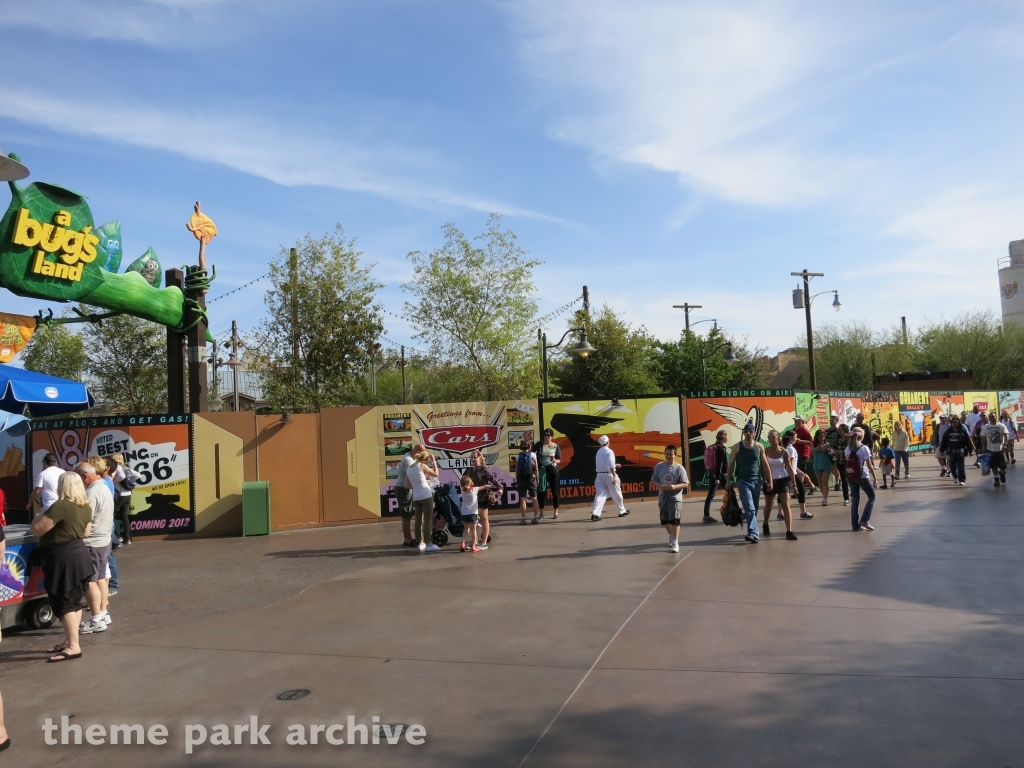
[702,430,728,524]
[516,438,541,525]
[846,427,879,531]
[591,435,629,521]
[109,454,138,545]
[982,411,1010,487]
[939,415,974,486]
[533,429,563,519]
[726,422,772,544]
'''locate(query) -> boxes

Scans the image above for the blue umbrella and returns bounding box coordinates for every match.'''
[0,364,94,417]
[0,411,30,436]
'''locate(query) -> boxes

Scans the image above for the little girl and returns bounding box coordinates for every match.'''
[878,437,896,488]
[459,475,481,552]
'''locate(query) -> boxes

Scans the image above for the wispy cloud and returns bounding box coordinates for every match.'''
[0,87,559,221]
[507,0,865,207]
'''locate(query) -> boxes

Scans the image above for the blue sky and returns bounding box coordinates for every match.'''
[1,0,1021,357]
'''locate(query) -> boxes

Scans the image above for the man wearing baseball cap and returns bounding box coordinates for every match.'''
[591,435,629,521]
[726,421,772,543]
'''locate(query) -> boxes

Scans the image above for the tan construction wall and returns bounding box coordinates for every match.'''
[192,416,245,535]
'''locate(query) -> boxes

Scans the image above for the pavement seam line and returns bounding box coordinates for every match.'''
[516,550,693,768]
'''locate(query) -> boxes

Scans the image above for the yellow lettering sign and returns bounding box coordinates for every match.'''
[899,391,929,406]
[13,209,94,282]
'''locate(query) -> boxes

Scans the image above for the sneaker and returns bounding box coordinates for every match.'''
[520,518,528,526]
[853,525,863,531]
[402,541,418,548]
[940,469,947,477]
[591,515,601,522]
[1000,473,1007,483]
[418,542,426,551]
[994,478,1001,487]
[786,531,798,541]
[763,523,771,537]
[479,542,489,550]
[776,512,784,520]
[906,472,910,477]
[702,515,718,524]
[843,499,850,505]
[531,517,540,524]
[833,483,841,491]
[425,544,441,552]
[79,620,106,634]
[670,541,680,553]
[800,512,814,519]
[959,481,966,486]
[862,523,875,531]
[618,509,631,517]
[108,588,118,596]
[744,534,759,544]
[100,614,111,627]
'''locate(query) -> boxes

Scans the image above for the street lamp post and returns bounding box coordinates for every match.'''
[700,341,737,389]
[791,269,841,390]
[539,326,596,398]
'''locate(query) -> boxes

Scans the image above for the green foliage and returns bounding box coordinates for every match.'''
[251,226,384,412]
[653,326,770,392]
[22,319,86,381]
[402,215,541,401]
[550,305,659,399]
[370,351,485,405]
[79,307,167,413]
[807,312,1024,391]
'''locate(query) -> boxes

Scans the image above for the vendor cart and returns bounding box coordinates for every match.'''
[0,524,54,634]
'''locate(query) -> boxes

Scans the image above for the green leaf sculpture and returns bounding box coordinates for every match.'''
[94,220,123,273]
[126,246,162,288]
[0,179,185,329]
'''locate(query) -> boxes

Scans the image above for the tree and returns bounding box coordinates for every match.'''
[403,215,541,400]
[916,312,1024,389]
[550,305,659,399]
[79,309,167,413]
[21,320,86,381]
[251,226,384,412]
[653,326,770,392]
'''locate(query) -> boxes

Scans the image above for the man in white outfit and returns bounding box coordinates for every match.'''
[591,435,630,521]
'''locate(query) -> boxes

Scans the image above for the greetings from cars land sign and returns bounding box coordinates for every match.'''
[29,414,194,534]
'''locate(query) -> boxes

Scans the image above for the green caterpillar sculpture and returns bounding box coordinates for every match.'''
[0,154,211,336]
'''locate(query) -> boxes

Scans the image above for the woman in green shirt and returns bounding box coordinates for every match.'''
[30,471,93,662]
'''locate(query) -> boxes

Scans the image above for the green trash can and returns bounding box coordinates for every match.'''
[242,481,270,536]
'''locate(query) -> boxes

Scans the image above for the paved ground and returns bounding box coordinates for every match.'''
[1,454,1022,767]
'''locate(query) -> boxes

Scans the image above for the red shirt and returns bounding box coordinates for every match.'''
[794,426,813,459]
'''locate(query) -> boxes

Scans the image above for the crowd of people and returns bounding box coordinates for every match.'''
[27,453,139,663]
[392,407,1018,553]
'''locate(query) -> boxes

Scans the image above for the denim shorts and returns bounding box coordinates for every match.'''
[462,514,480,524]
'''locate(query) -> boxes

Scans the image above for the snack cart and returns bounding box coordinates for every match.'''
[0,524,53,635]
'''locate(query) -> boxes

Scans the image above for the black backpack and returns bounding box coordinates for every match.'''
[720,487,743,527]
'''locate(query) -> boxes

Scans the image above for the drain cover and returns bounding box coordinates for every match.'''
[276,689,310,701]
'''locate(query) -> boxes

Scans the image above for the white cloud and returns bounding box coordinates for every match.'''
[508,0,859,206]
[0,87,558,221]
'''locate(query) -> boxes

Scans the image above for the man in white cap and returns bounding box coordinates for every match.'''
[591,435,629,521]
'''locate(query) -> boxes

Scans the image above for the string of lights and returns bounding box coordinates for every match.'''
[536,294,583,327]
[207,273,271,304]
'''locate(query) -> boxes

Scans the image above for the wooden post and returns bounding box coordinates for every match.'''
[166,268,187,413]
[186,266,208,413]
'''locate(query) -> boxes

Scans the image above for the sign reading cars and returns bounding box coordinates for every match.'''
[419,425,502,452]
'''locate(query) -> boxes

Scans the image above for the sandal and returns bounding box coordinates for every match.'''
[552,513,559,519]
[46,644,66,654]
[48,650,82,663]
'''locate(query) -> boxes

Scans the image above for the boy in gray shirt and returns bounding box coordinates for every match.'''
[652,445,689,553]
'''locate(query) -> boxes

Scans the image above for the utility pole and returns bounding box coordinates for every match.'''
[230,320,241,413]
[290,247,300,397]
[400,345,407,403]
[583,285,590,313]
[672,303,703,332]
[901,316,908,346]
[791,269,825,390]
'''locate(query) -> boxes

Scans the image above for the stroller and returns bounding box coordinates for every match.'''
[431,482,465,546]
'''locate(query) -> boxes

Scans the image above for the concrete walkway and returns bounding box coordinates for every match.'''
[1,455,1021,766]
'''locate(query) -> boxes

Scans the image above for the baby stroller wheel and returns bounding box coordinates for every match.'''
[432,529,449,547]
